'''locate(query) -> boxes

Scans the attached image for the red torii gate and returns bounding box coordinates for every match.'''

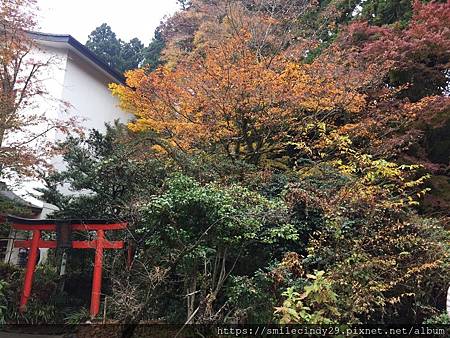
[7,215,127,318]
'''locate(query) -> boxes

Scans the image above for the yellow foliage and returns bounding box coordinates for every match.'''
[111,33,366,165]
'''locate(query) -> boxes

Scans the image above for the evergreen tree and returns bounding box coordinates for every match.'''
[177,0,192,10]
[86,23,145,73]
[119,37,144,72]
[361,0,413,26]
[40,122,165,219]
[85,23,122,70]
[142,27,165,71]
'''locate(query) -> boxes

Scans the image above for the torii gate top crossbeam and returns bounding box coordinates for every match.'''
[7,215,127,230]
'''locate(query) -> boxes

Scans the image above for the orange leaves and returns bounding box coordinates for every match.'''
[282,63,366,114]
[112,33,366,165]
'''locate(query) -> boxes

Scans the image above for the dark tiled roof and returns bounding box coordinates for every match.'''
[0,190,42,211]
[28,32,125,84]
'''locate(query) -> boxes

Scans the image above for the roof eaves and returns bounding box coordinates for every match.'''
[28,31,126,85]
[0,190,43,211]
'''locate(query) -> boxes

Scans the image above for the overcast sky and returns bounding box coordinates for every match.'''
[36,0,181,45]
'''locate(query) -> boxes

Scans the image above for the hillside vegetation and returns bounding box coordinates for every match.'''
[1,0,449,328]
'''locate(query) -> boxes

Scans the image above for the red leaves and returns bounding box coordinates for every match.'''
[339,1,450,101]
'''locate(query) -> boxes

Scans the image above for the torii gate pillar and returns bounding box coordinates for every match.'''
[7,215,127,318]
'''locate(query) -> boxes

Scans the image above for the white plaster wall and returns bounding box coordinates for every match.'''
[61,49,127,134]
[31,44,69,121]
[50,48,129,187]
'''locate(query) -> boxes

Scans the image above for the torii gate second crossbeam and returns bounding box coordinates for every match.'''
[7,215,127,318]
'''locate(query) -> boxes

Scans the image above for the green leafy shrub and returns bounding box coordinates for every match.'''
[424,312,450,324]
[0,262,63,324]
[0,280,8,324]
[274,270,340,324]
[111,173,297,323]
[64,307,90,324]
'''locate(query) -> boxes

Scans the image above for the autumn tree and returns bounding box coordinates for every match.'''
[116,0,448,207]
[156,0,312,67]
[111,32,365,168]
[0,0,76,179]
[340,1,450,101]
[330,0,450,211]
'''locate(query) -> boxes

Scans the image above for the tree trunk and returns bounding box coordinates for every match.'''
[186,264,197,322]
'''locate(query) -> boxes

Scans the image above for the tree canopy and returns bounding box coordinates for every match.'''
[85,22,169,73]
[0,0,76,180]
[85,23,145,73]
